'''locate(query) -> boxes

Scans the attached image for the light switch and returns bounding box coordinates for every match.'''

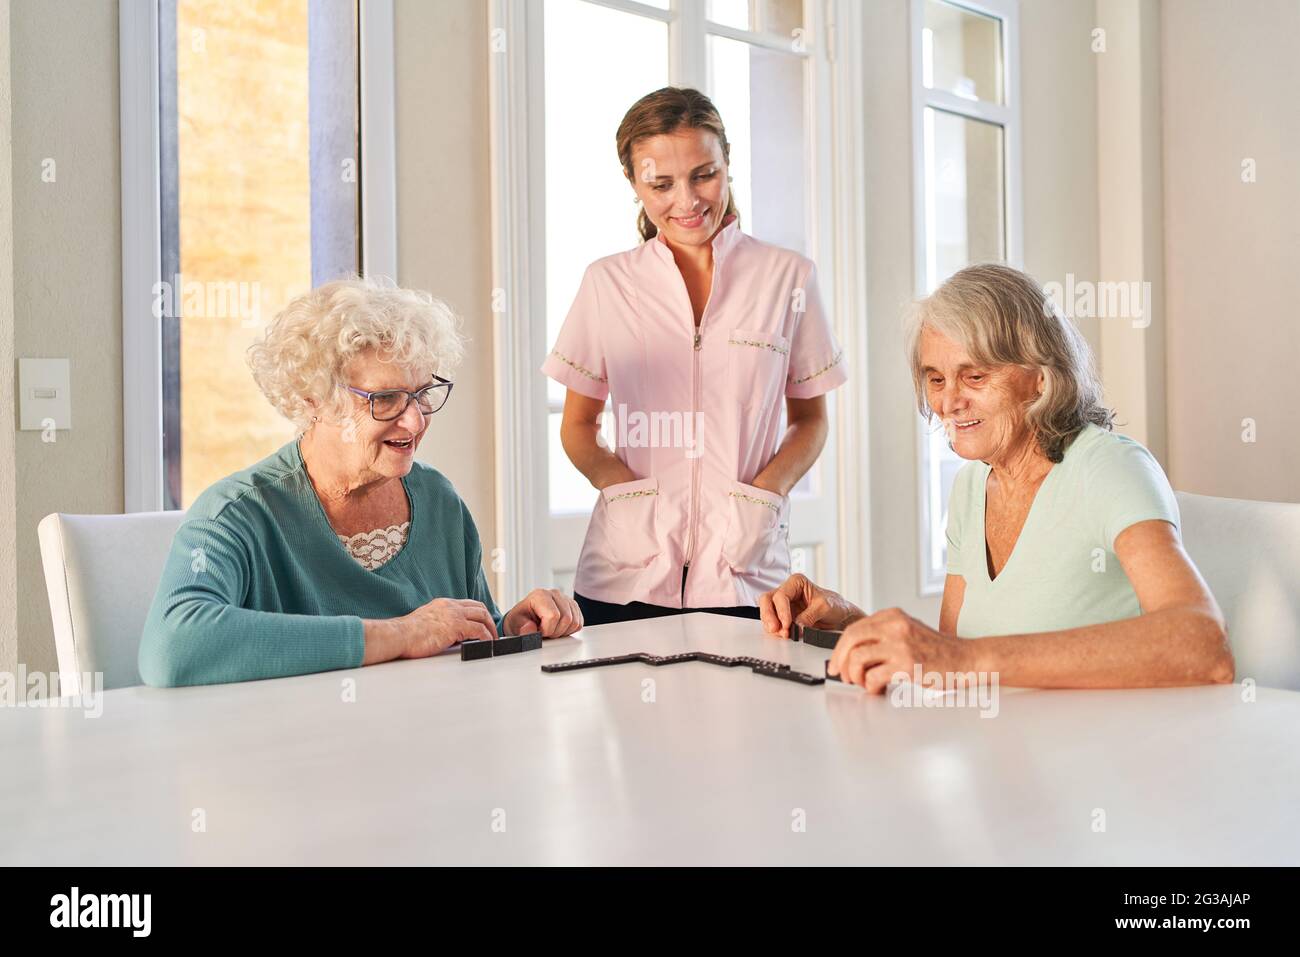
[19,358,73,431]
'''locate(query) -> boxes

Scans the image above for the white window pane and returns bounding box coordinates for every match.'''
[922,107,1004,290]
[922,0,1003,104]
[708,0,751,30]
[549,409,615,515]
[543,1,667,516]
[707,35,807,254]
[543,0,668,352]
[547,376,565,407]
[924,427,965,580]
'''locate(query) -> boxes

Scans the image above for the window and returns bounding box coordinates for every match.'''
[122,0,394,512]
[491,0,837,595]
[911,0,1021,594]
[542,0,669,516]
[158,0,360,508]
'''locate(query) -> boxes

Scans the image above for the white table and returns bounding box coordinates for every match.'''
[2,612,1297,865]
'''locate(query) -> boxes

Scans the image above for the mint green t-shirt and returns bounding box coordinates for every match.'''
[138,439,502,687]
[946,424,1179,638]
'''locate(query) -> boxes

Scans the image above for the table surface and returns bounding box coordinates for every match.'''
[3,612,1298,866]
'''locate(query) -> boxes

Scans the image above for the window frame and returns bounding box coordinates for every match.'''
[910,0,1022,597]
[119,0,398,513]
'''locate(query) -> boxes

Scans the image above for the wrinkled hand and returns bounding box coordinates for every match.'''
[828,607,974,694]
[759,573,865,639]
[504,588,583,638]
[399,597,499,658]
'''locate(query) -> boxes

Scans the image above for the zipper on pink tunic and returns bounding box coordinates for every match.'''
[681,260,719,605]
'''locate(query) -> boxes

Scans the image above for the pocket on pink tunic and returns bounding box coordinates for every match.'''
[600,476,660,570]
[727,328,790,411]
[721,480,790,574]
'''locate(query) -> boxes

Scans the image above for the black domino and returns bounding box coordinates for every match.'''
[461,632,545,661]
[797,624,843,650]
[823,660,851,684]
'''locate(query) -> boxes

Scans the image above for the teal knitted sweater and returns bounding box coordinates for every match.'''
[138,439,502,687]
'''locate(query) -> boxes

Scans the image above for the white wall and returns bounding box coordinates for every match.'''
[1161,0,1300,502]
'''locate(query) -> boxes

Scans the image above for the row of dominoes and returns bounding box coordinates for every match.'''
[475,621,850,685]
[461,632,543,661]
[540,651,826,686]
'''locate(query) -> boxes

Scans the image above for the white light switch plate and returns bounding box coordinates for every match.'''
[19,358,73,431]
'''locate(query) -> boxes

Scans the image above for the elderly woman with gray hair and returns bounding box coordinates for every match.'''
[760,263,1234,691]
[139,278,581,687]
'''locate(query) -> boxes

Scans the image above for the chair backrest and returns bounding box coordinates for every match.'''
[1175,491,1300,691]
[38,511,188,693]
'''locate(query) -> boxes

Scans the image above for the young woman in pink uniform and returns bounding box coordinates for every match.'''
[541,87,847,626]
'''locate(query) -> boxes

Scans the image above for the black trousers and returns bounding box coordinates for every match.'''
[575,566,761,627]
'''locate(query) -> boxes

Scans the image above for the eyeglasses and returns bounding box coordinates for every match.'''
[345,375,453,421]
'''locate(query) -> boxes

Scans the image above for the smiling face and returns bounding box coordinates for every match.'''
[919,325,1044,465]
[628,126,729,249]
[309,348,435,486]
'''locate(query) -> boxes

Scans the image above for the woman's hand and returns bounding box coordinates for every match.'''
[504,588,584,638]
[394,597,499,659]
[758,573,865,639]
[828,607,975,693]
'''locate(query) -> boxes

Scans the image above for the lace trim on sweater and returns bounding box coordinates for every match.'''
[338,521,411,571]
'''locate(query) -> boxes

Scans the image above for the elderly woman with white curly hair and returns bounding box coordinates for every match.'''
[139,278,581,687]
[759,263,1235,692]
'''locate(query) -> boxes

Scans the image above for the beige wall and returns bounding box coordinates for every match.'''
[393,0,498,585]
[1021,0,1101,354]
[1161,0,1300,502]
[10,0,124,679]
[1096,0,1166,463]
[0,0,17,676]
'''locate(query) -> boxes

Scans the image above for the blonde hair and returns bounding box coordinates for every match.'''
[247,277,465,432]
[906,263,1114,462]
[616,87,740,243]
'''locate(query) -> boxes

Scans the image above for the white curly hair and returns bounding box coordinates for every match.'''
[247,277,466,432]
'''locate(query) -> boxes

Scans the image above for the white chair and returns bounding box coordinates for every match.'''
[38,511,188,694]
[1175,491,1300,691]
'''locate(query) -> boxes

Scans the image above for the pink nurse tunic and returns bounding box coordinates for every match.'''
[541,215,847,608]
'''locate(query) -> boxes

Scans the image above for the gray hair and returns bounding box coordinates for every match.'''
[905,263,1114,462]
[247,276,465,432]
